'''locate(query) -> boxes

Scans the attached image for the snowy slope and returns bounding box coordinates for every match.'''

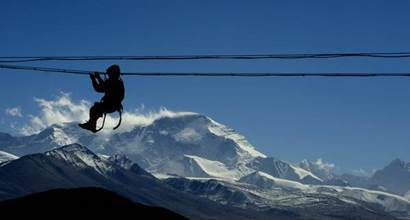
[0,150,18,163]
[166,173,410,218]
[182,155,240,180]
[44,143,114,176]
[320,186,410,213]
[206,118,266,158]
[165,176,406,220]
[238,170,409,213]
[239,171,308,191]
[248,156,323,184]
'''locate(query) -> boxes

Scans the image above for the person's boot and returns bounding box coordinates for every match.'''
[78,118,98,133]
[79,121,94,132]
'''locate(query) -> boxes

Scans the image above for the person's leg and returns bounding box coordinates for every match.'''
[90,102,104,121]
[79,102,104,132]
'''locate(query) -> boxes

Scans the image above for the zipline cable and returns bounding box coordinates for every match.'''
[1,64,410,77]
[2,52,410,63]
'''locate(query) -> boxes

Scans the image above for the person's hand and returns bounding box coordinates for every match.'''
[89,72,100,78]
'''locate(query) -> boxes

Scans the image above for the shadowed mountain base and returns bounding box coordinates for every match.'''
[0,187,188,219]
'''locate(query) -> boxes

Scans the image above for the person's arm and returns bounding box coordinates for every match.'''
[95,73,104,85]
[90,72,105,93]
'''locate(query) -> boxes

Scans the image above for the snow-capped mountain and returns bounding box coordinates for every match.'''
[236,171,409,215]
[317,158,410,197]
[2,112,409,194]
[108,114,267,180]
[44,143,117,176]
[0,125,81,155]
[0,144,265,220]
[1,112,409,218]
[0,113,321,184]
[165,174,409,220]
[371,159,410,195]
[0,142,409,219]
[0,150,18,163]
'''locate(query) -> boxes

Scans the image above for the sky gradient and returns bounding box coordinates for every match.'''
[1,0,410,174]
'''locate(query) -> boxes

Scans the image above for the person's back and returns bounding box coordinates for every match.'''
[102,77,125,109]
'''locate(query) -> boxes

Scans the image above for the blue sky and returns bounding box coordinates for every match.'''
[1,0,410,174]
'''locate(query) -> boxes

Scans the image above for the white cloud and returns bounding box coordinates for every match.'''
[18,92,196,135]
[313,158,335,171]
[350,168,376,177]
[5,107,22,117]
[299,158,336,179]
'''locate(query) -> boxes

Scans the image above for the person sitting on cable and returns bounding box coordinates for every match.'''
[79,64,125,133]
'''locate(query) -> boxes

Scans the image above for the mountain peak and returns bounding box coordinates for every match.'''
[34,124,74,146]
[382,158,410,172]
[44,144,113,175]
[389,158,405,167]
[45,143,99,163]
[49,143,91,154]
[370,158,410,195]
[147,112,266,159]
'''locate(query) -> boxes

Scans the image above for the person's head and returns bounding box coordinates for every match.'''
[106,64,121,79]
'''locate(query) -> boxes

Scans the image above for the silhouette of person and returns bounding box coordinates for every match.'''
[79,64,125,132]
